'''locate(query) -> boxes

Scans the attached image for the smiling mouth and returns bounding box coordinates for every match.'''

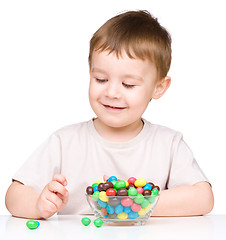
[103,104,126,110]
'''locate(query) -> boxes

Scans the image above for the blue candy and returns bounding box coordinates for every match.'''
[108,176,117,182]
[143,183,152,191]
[115,204,123,214]
[93,185,99,192]
[98,199,107,208]
[106,205,114,214]
[128,211,139,219]
[124,206,132,214]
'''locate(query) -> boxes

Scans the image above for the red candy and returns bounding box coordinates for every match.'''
[131,202,141,212]
[106,188,116,196]
[121,197,133,207]
[136,187,143,194]
[128,177,136,185]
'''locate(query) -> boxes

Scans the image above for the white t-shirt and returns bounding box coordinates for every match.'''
[13,119,209,214]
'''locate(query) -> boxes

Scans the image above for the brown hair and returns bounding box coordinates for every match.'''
[88,10,171,80]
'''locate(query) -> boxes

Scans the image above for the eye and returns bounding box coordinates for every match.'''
[122,83,135,89]
[96,78,107,83]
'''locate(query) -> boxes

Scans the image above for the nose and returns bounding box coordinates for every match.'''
[105,81,121,99]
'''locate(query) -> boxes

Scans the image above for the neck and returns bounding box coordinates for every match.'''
[93,118,144,142]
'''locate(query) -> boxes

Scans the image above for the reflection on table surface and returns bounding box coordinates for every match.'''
[1,214,225,240]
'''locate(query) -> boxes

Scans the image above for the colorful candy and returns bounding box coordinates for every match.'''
[86,176,160,221]
[81,217,91,226]
[94,218,103,227]
[26,220,40,230]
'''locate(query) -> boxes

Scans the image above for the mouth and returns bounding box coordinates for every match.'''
[103,104,126,111]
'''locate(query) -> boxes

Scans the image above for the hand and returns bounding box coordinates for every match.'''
[36,174,69,219]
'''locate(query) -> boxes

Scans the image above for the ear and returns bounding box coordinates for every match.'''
[152,76,171,99]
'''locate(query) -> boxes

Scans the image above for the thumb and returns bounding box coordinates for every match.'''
[103,175,109,182]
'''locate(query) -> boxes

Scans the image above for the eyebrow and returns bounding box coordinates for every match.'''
[91,68,143,81]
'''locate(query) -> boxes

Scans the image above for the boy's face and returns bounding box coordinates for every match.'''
[89,50,168,129]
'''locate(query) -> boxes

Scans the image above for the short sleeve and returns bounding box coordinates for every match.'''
[13,133,62,193]
[166,133,209,189]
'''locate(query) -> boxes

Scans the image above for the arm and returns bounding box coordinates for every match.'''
[152,181,214,217]
[5,174,69,219]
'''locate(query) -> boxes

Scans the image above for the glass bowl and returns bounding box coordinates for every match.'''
[86,193,159,226]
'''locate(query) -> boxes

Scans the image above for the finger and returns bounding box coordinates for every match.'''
[52,174,68,186]
[46,191,63,210]
[57,191,69,205]
[103,175,109,182]
[48,181,68,197]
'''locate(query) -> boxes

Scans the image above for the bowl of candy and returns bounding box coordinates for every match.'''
[86,176,160,226]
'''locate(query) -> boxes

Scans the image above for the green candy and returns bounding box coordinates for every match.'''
[111,180,117,188]
[92,183,99,188]
[141,199,149,208]
[81,217,91,226]
[92,191,100,201]
[115,180,126,190]
[151,188,159,195]
[128,187,137,196]
[134,194,144,204]
[26,220,39,230]
[94,218,103,228]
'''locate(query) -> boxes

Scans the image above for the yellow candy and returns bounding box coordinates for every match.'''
[138,208,146,216]
[134,178,147,187]
[99,191,108,202]
[94,180,102,184]
[143,203,151,212]
[117,212,128,220]
[125,181,129,188]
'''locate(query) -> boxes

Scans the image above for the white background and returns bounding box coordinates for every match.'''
[0,0,225,215]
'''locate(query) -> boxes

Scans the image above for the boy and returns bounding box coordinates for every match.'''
[5,10,214,219]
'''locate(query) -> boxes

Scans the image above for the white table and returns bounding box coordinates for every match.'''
[0,214,225,240]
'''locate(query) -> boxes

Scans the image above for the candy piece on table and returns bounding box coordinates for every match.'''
[134,178,147,188]
[26,220,39,230]
[128,177,136,185]
[128,187,137,196]
[117,211,128,220]
[81,217,91,226]
[94,218,103,228]
[108,176,117,182]
[115,180,126,190]
[111,180,117,188]
[86,186,93,195]
[106,188,116,196]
